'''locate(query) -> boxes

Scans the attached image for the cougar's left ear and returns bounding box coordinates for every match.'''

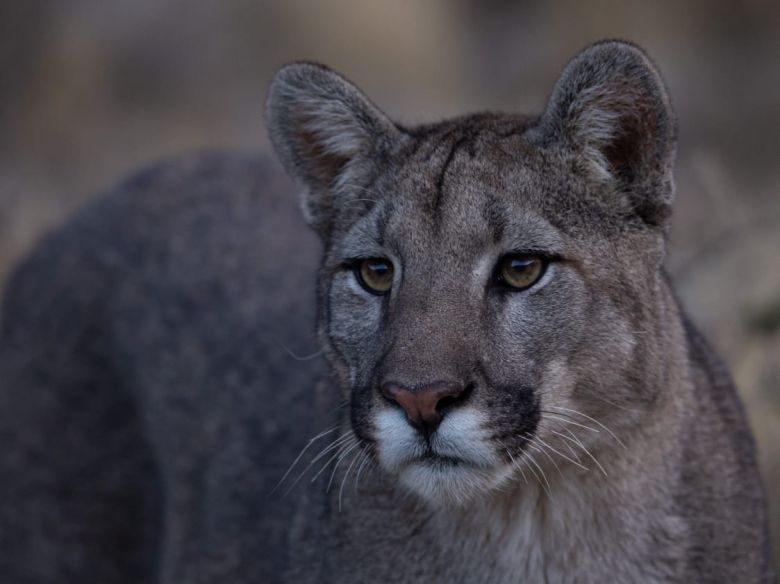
[535,40,677,228]
[266,63,402,238]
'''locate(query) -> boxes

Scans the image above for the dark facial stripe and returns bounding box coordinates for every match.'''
[431,134,471,229]
[374,202,391,249]
[482,191,507,244]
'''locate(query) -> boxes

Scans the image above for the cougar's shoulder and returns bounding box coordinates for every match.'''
[0,151,332,583]
[677,311,773,579]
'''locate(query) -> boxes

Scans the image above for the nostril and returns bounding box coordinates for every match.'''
[435,392,460,412]
[433,382,473,414]
[435,394,459,412]
[379,382,401,407]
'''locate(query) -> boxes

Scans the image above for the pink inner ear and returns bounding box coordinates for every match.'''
[611,85,658,179]
[293,121,351,190]
[572,80,661,184]
[601,102,657,185]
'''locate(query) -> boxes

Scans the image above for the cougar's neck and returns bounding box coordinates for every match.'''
[430,276,695,580]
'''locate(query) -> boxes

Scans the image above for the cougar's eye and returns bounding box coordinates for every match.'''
[495,254,546,291]
[356,258,394,295]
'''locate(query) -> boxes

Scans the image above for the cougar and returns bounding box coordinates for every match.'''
[0,41,773,583]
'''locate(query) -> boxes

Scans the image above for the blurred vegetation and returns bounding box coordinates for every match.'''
[1,0,778,563]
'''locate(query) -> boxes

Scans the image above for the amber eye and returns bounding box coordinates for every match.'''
[356,258,394,294]
[496,254,546,290]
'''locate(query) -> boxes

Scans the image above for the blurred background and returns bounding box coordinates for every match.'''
[1,0,778,562]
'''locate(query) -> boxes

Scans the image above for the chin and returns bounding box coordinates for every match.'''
[397,457,509,506]
[373,407,513,505]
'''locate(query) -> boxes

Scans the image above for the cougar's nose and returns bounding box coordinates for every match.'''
[380,381,470,434]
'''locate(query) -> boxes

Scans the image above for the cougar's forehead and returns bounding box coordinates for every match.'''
[354,135,567,267]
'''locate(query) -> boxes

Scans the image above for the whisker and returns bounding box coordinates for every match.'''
[308,443,350,486]
[523,450,553,500]
[497,439,528,485]
[354,451,372,494]
[522,455,543,488]
[271,425,339,495]
[523,434,563,477]
[320,398,351,421]
[540,409,580,422]
[541,412,600,434]
[363,458,380,490]
[553,429,583,463]
[339,183,376,196]
[279,343,324,361]
[339,449,363,511]
[549,428,585,463]
[533,434,589,472]
[284,432,353,494]
[587,394,640,414]
[548,406,626,449]
[327,440,360,492]
[556,427,609,478]
[516,464,530,486]
[310,432,353,463]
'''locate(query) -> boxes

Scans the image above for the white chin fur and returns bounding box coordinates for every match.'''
[398,460,508,505]
[375,407,509,504]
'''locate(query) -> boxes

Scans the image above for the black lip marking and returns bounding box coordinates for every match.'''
[413,453,467,468]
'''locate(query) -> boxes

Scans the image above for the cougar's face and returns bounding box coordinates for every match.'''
[267,44,675,503]
[318,132,656,504]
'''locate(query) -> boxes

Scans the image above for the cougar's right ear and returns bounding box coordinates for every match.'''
[266,63,401,238]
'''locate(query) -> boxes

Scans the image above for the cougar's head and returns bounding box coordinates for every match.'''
[267,41,677,504]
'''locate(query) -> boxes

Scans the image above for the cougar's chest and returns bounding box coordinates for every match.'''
[295,459,684,583]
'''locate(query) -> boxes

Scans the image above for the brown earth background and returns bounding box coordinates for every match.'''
[1,0,778,564]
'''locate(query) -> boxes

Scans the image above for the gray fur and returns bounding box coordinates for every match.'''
[0,41,774,582]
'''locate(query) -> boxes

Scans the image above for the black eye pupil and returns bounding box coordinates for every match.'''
[509,258,533,272]
[367,261,389,275]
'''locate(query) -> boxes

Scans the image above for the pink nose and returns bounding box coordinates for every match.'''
[380,381,469,433]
